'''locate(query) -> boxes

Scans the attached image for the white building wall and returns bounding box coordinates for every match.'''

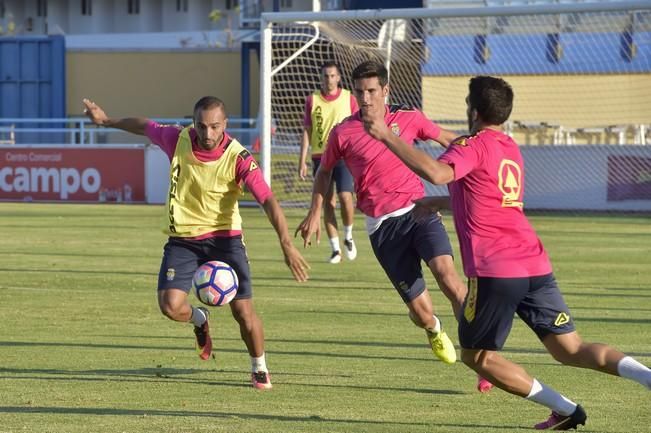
[1,0,313,35]
[113,0,162,33]
[45,0,69,35]
[161,0,193,31]
[68,0,115,34]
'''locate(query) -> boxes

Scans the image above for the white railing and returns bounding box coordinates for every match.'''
[0,117,258,147]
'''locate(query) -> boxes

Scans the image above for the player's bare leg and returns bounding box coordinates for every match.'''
[461,348,586,429]
[158,288,212,360]
[230,298,272,389]
[542,331,651,389]
[338,191,357,260]
[323,183,341,263]
[407,290,456,364]
[426,254,466,319]
[425,259,493,390]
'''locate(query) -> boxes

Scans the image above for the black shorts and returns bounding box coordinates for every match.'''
[369,210,454,303]
[157,236,252,299]
[313,158,354,194]
[459,273,575,350]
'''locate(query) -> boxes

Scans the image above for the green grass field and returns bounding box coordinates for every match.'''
[0,203,649,433]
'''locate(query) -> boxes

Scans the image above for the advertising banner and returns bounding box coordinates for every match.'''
[0,147,145,202]
[607,155,651,201]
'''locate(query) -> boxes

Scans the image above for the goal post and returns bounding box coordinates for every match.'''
[260,1,651,212]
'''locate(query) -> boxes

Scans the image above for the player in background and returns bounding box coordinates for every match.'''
[296,60,466,366]
[365,75,651,429]
[83,96,309,390]
[299,62,359,264]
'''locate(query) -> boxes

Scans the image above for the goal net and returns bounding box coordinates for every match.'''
[260,1,651,212]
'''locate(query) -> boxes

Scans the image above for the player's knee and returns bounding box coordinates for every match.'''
[324,200,336,213]
[231,303,258,326]
[460,349,479,369]
[461,348,492,370]
[158,301,183,321]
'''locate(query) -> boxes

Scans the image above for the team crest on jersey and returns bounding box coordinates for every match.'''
[554,312,571,327]
[166,268,175,281]
[391,123,400,136]
[452,135,470,147]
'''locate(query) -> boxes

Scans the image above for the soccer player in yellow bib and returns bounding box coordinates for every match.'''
[299,62,359,264]
[83,96,309,390]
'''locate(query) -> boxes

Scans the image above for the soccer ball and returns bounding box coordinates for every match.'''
[192,260,239,307]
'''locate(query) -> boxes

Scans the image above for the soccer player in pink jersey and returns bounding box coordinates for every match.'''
[83,96,309,390]
[366,75,651,429]
[299,62,359,264]
[296,60,467,366]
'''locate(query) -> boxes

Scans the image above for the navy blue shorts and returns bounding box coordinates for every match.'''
[369,210,454,303]
[313,158,354,194]
[157,236,252,299]
[459,273,575,350]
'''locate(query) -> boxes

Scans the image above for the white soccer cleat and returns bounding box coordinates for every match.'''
[344,239,357,261]
[328,250,342,264]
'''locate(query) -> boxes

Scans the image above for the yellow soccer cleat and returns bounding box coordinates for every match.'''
[428,330,457,364]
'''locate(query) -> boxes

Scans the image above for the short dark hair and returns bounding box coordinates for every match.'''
[321,61,341,74]
[468,76,513,125]
[193,96,226,116]
[352,60,388,87]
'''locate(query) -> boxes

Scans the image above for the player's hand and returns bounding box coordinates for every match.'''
[299,162,309,180]
[294,211,321,248]
[281,243,310,282]
[82,99,109,126]
[362,110,391,142]
[413,197,444,222]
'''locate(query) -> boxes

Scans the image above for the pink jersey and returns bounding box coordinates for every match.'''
[438,128,552,278]
[145,121,272,205]
[303,88,359,128]
[322,105,441,217]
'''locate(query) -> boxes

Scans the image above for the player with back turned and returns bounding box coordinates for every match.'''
[365,75,651,429]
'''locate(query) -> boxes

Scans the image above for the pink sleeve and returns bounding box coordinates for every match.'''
[145,121,181,161]
[235,151,273,204]
[438,141,481,180]
[416,111,441,141]
[319,126,342,170]
[350,94,359,113]
[303,95,313,128]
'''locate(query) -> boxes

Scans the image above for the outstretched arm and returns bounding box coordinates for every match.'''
[364,115,454,185]
[262,196,310,282]
[294,165,333,248]
[83,98,148,136]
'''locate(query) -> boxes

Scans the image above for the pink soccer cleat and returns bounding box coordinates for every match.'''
[477,375,494,393]
[251,371,273,390]
[534,405,587,430]
[193,307,212,361]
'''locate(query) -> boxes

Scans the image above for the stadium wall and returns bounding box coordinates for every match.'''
[66,51,260,119]
[2,144,648,211]
[422,74,651,131]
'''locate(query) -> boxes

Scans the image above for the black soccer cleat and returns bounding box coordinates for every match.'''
[534,405,587,430]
